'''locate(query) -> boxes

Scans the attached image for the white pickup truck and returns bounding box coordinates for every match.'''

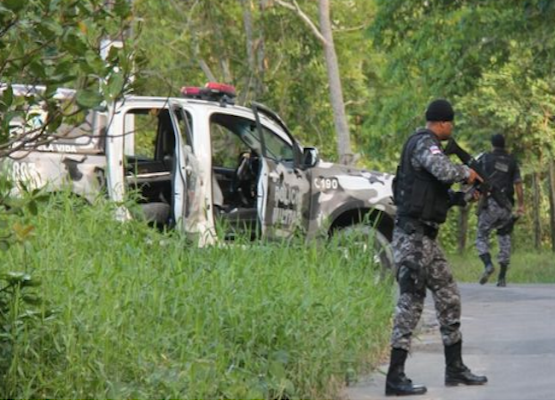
[2,83,396,265]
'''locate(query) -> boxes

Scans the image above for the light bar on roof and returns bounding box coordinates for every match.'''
[180,82,236,104]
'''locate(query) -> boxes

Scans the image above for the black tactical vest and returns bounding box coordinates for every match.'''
[393,129,451,224]
[479,149,517,205]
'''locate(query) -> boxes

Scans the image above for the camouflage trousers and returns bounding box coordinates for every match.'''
[391,225,462,351]
[476,198,512,265]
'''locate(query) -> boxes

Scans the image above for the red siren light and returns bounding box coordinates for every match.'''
[180,86,202,97]
[204,82,236,96]
[180,82,236,104]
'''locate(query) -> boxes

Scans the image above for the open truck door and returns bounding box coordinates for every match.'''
[167,100,211,245]
[251,102,311,239]
[105,98,205,241]
[105,101,132,222]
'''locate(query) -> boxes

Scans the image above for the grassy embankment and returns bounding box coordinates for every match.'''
[0,196,395,399]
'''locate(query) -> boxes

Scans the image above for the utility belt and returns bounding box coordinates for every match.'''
[396,217,439,240]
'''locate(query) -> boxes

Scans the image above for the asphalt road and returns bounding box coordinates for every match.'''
[345,283,555,400]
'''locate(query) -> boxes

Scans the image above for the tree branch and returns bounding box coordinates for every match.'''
[274,0,328,45]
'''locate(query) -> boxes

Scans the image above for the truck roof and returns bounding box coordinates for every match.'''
[0,83,77,101]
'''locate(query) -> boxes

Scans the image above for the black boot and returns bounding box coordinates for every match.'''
[445,341,488,386]
[497,263,508,287]
[385,348,427,396]
[479,253,495,285]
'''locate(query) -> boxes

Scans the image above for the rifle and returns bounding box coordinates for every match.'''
[443,138,512,211]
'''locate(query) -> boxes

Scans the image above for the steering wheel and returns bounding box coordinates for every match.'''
[231,150,259,206]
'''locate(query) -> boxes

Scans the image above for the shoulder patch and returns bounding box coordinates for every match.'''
[429,145,442,155]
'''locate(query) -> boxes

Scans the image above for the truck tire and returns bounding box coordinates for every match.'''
[332,224,394,273]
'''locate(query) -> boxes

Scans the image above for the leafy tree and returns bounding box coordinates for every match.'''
[0,0,135,156]
[366,0,555,162]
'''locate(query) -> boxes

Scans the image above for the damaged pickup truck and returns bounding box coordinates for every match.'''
[2,83,396,267]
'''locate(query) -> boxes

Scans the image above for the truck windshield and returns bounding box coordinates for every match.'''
[211,113,294,163]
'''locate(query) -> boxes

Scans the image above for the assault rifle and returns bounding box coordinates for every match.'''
[443,138,512,211]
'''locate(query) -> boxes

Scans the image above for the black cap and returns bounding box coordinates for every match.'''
[425,99,455,122]
[491,133,505,148]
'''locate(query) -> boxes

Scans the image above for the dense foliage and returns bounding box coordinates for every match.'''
[0,194,394,399]
[133,0,378,160]
[0,0,134,154]
[367,0,555,168]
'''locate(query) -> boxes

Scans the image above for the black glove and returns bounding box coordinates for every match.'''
[448,190,467,207]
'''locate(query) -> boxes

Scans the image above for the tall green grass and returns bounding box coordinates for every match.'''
[0,195,395,399]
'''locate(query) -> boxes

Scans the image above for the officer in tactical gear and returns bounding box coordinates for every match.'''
[475,133,524,287]
[385,99,488,396]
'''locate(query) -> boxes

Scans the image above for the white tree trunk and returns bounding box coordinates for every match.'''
[240,0,256,103]
[318,0,353,165]
[274,0,354,164]
[239,0,266,103]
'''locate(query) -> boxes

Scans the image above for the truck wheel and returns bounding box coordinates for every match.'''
[332,224,394,273]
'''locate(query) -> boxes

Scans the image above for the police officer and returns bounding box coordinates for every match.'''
[476,133,524,287]
[385,99,487,396]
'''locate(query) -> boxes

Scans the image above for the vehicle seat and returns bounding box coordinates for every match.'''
[140,202,171,228]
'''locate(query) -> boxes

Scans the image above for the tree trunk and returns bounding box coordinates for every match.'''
[205,3,232,83]
[256,0,267,98]
[239,0,266,103]
[317,0,353,165]
[532,171,542,249]
[549,160,555,252]
[240,0,256,102]
[273,0,353,163]
[457,204,470,254]
[191,3,218,82]
[242,0,255,70]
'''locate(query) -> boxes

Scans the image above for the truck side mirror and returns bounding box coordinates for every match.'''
[302,147,319,169]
